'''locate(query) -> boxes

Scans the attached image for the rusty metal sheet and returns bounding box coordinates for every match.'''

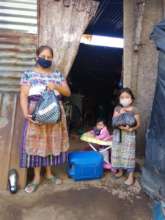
[0,1,38,190]
[0,31,37,92]
[0,30,37,189]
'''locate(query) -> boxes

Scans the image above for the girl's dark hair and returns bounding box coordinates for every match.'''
[118,87,135,101]
[96,118,106,125]
[36,45,54,57]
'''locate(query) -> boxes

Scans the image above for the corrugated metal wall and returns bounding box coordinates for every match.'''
[0,0,37,34]
[0,0,38,189]
[0,32,37,91]
[0,0,37,91]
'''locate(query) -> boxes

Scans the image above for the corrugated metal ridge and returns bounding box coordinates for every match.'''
[2,0,37,4]
[0,9,36,17]
[0,16,37,25]
[0,1,37,10]
[0,0,37,34]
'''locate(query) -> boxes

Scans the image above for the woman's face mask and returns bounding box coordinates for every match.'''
[37,57,52,68]
[120,98,132,107]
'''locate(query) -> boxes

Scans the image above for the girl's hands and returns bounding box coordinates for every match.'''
[120,107,133,114]
[127,127,134,132]
[119,125,133,132]
[119,108,126,114]
[119,126,128,131]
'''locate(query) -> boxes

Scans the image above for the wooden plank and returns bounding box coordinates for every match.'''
[0,92,27,190]
[39,0,99,77]
[9,94,27,189]
[0,93,15,189]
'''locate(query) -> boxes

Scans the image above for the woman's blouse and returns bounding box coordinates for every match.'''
[20,70,65,96]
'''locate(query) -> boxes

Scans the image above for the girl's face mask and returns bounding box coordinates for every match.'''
[120,98,132,107]
[37,57,52,68]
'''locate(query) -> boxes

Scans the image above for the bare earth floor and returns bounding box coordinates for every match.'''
[0,172,151,220]
[0,135,151,220]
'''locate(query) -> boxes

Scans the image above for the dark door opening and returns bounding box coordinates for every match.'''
[66,0,123,134]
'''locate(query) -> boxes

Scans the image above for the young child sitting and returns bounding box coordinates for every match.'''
[90,119,112,141]
[90,119,112,169]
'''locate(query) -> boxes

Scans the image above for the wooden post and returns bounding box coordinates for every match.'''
[38,0,99,77]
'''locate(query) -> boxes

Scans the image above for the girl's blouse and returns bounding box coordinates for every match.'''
[114,105,139,115]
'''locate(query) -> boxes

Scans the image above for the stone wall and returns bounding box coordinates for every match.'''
[124,0,164,154]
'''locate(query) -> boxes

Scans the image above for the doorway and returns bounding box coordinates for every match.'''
[67,0,123,134]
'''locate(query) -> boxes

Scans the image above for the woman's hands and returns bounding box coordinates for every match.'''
[25,114,32,120]
[24,114,40,124]
[47,82,58,90]
[47,81,71,97]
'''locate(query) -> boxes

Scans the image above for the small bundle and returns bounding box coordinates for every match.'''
[112,112,137,128]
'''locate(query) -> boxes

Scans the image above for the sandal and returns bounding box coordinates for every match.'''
[24,182,39,193]
[46,176,62,185]
[8,169,18,194]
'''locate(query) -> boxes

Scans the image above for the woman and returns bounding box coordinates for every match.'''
[20,45,71,193]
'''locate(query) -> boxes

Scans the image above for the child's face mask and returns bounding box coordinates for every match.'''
[96,122,104,130]
[120,98,132,107]
[94,128,101,136]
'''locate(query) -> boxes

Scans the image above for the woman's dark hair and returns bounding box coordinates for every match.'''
[118,87,135,101]
[36,45,54,57]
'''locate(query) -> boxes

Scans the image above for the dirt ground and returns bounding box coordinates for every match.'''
[0,134,152,220]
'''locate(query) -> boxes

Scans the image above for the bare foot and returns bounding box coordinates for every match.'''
[115,170,123,178]
[45,174,54,179]
[124,177,134,186]
[46,175,62,185]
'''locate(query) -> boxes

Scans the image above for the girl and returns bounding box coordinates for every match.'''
[111,88,140,186]
[20,45,71,193]
[91,119,112,141]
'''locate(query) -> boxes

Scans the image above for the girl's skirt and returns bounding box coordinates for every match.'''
[111,129,136,172]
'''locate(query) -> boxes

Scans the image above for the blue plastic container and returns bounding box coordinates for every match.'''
[67,151,104,181]
[153,202,165,220]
